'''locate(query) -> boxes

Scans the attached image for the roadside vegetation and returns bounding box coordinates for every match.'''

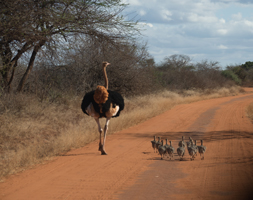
[0,0,252,180]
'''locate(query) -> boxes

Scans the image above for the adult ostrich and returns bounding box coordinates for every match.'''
[81,62,124,155]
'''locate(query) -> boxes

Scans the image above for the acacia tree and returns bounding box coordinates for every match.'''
[26,35,155,99]
[0,0,139,92]
[160,54,192,71]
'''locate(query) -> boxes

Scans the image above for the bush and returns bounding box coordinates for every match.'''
[221,70,242,85]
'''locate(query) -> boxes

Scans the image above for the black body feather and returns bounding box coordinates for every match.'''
[81,90,124,118]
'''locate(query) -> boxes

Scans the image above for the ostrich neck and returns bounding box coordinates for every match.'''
[103,67,108,90]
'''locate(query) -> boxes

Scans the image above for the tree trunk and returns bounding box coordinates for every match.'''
[17,40,45,92]
[0,42,12,92]
[7,42,32,92]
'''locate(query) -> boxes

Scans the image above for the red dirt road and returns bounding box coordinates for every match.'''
[1,89,253,200]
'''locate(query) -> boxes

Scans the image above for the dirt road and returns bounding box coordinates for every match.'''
[1,89,253,200]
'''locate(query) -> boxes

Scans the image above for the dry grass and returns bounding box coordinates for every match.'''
[0,86,244,180]
[246,102,253,121]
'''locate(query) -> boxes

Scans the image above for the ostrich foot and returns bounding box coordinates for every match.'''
[98,143,103,151]
[101,149,107,155]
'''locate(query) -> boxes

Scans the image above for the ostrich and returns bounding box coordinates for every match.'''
[178,136,186,148]
[81,62,124,155]
[197,140,207,160]
[193,140,198,157]
[151,136,157,153]
[187,143,197,161]
[166,141,175,160]
[164,139,170,157]
[186,136,194,148]
[187,137,197,160]
[155,137,162,153]
[158,140,166,160]
[177,144,185,161]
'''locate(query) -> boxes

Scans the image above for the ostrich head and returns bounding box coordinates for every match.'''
[102,61,110,68]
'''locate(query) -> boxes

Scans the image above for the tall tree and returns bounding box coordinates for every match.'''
[0,0,139,92]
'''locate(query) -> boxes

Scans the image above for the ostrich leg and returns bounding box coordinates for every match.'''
[95,118,103,151]
[100,118,111,155]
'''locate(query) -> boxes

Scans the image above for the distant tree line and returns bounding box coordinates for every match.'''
[155,55,253,90]
[14,49,253,103]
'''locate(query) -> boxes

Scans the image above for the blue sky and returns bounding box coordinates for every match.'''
[122,0,253,68]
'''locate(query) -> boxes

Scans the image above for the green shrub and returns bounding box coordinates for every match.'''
[221,70,242,85]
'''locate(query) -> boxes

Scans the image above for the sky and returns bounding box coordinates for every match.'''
[122,0,253,68]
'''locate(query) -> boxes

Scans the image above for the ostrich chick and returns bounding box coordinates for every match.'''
[197,140,207,160]
[158,140,166,160]
[166,141,175,160]
[151,136,157,153]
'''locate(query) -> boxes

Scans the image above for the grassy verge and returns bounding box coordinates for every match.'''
[0,86,244,180]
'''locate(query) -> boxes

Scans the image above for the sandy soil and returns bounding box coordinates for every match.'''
[1,88,253,200]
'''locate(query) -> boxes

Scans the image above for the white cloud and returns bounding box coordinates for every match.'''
[220,18,226,23]
[217,29,228,35]
[244,20,253,27]
[139,9,146,16]
[145,23,154,28]
[232,12,242,20]
[218,45,228,49]
[138,22,154,29]
[123,0,253,67]
[161,9,173,21]
[187,13,219,23]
